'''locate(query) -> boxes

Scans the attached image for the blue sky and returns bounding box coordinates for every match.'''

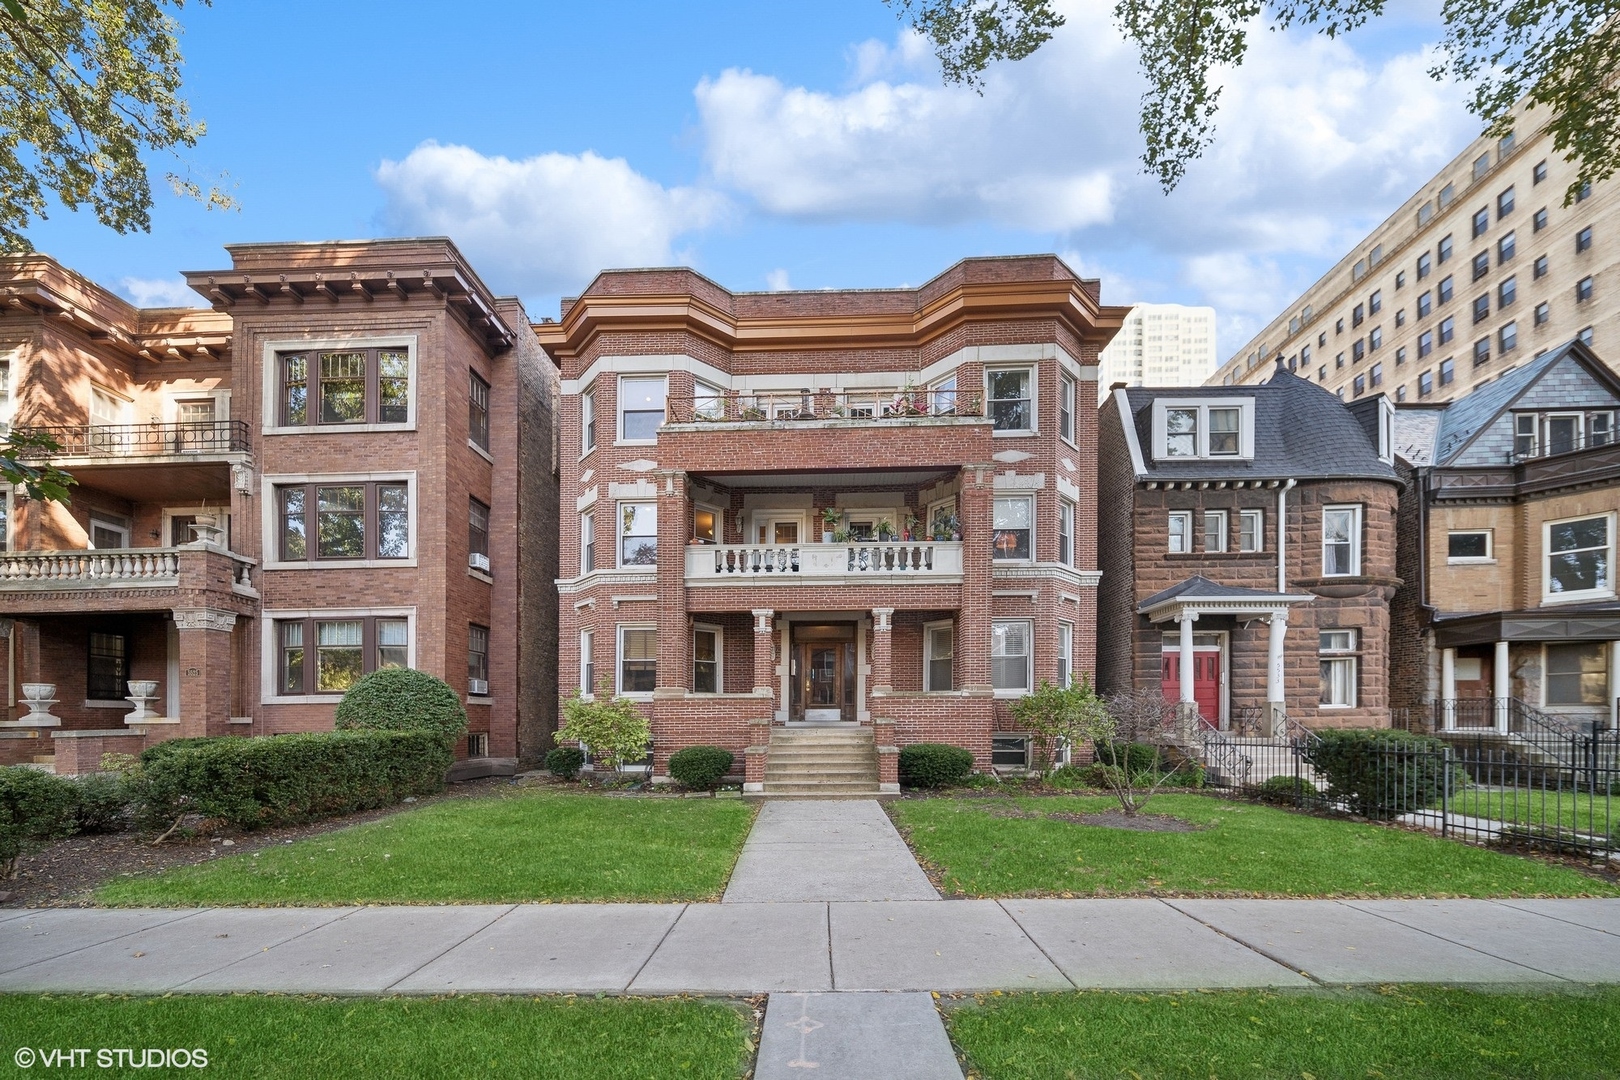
[23,0,1479,356]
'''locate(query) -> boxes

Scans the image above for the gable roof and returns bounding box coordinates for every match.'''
[1115,361,1397,482]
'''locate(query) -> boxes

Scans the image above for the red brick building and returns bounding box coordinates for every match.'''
[0,241,558,774]
[538,257,1125,792]
[1096,361,1403,739]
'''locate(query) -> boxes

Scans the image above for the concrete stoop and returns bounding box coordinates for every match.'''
[759,728,883,799]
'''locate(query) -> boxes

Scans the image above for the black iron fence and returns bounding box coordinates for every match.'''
[17,421,250,457]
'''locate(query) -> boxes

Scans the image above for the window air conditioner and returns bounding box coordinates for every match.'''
[469,678,489,696]
[469,553,491,572]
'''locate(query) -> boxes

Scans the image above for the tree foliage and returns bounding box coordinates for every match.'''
[1009,675,1108,778]
[558,679,652,773]
[1,428,74,502]
[888,0,1620,202]
[0,0,232,252]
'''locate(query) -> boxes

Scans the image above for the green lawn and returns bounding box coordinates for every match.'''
[947,987,1620,1080]
[0,994,750,1080]
[96,789,756,906]
[1452,786,1618,839]
[890,794,1620,897]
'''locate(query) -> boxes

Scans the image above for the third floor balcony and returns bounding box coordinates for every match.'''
[685,539,964,586]
[20,421,251,465]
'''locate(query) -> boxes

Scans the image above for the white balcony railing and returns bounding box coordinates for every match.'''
[686,541,963,583]
[0,547,256,592]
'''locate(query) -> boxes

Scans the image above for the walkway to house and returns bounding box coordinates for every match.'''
[723,799,938,902]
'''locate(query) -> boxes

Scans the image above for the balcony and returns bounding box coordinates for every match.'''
[0,546,257,614]
[20,421,250,461]
[686,541,963,586]
[668,387,981,426]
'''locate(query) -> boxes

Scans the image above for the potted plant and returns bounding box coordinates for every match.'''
[876,517,894,542]
[904,513,920,541]
[821,506,841,543]
[833,527,852,544]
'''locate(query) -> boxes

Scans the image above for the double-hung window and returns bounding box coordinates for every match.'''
[468,626,490,695]
[469,498,490,573]
[1164,407,1198,455]
[87,631,128,701]
[1545,642,1609,706]
[579,629,596,695]
[278,615,409,696]
[693,380,725,421]
[1058,372,1076,444]
[1499,276,1517,308]
[581,387,597,453]
[1545,514,1613,601]
[1319,630,1357,707]
[1438,276,1454,304]
[987,369,1033,431]
[991,621,1031,694]
[277,481,410,562]
[1239,509,1264,552]
[924,622,954,691]
[1499,322,1518,353]
[619,376,666,442]
[1499,231,1516,263]
[1168,511,1192,554]
[618,502,657,567]
[692,626,720,693]
[279,347,410,427]
[1439,315,1455,344]
[1203,510,1228,553]
[1057,500,1074,565]
[1577,276,1595,303]
[1418,291,1432,318]
[1577,226,1594,253]
[992,497,1032,561]
[1419,331,1434,358]
[468,371,490,451]
[580,511,596,573]
[1057,623,1074,688]
[1514,414,1538,457]
[618,626,657,695]
[1322,505,1361,576]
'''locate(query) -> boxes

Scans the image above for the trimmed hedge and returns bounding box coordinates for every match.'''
[0,766,79,876]
[1302,728,1457,819]
[898,743,974,789]
[135,731,451,831]
[334,668,468,744]
[668,746,733,791]
[71,772,129,834]
[545,746,585,781]
[1253,774,1321,804]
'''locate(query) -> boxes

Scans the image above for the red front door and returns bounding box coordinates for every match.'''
[1162,650,1221,729]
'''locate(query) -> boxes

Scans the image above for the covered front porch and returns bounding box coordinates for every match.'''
[1433,607,1620,734]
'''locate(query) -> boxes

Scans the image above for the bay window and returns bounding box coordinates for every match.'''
[992,497,1032,561]
[619,502,657,567]
[1319,629,1357,707]
[618,626,657,695]
[991,621,1031,694]
[619,376,666,442]
[1058,372,1076,444]
[278,347,410,427]
[1322,505,1362,576]
[987,369,1032,431]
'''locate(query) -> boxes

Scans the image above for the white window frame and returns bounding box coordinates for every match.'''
[1150,398,1255,460]
[1203,509,1228,554]
[991,619,1033,697]
[617,374,667,445]
[260,471,419,571]
[1322,504,1363,577]
[1168,511,1193,554]
[581,385,597,456]
[1058,372,1076,446]
[1319,629,1358,708]
[1057,499,1074,566]
[579,628,596,698]
[1447,529,1494,564]
[1514,413,1538,458]
[0,346,16,435]
[693,380,724,421]
[985,366,1036,435]
[87,512,130,550]
[1239,509,1264,553]
[932,374,958,416]
[1056,621,1073,688]
[616,624,657,699]
[692,623,722,694]
[617,500,658,568]
[692,503,722,545]
[992,495,1034,563]
[261,606,417,704]
[580,510,596,574]
[923,619,954,692]
[260,335,418,435]
[1543,511,1615,603]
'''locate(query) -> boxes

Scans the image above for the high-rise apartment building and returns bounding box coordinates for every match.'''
[1209,106,1618,405]
[1098,304,1218,387]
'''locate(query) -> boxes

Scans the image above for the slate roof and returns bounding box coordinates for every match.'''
[1118,361,1398,482]
[1137,575,1310,613]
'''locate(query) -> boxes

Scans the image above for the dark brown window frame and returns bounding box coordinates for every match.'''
[276,481,410,562]
[87,628,129,701]
[277,615,410,697]
[468,624,490,689]
[469,497,490,560]
[277,346,411,427]
[469,370,491,450]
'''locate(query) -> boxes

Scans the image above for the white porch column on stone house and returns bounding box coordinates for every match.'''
[1177,610,1198,705]
[1440,648,1457,730]
[1265,610,1288,737]
[1494,640,1511,733]
[1611,641,1620,731]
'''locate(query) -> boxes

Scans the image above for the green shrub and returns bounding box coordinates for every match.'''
[557,682,651,771]
[134,730,451,831]
[1046,764,1101,790]
[1094,741,1165,775]
[334,668,468,744]
[668,746,734,791]
[71,772,129,834]
[545,746,585,781]
[1162,763,1206,788]
[1302,729,1457,819]
[898,743,974,788]
[0,766,79,876]
[1253,774,1321,804]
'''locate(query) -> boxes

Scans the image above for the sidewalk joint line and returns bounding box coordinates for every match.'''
[379,904,518,993]
[996,900,1078,990]
[0,907,204,977]
[1341,900,1575,983]
[825,903,835,990]
[625,904,688,992]
[1157,899,1325,986]
[168,906,361,992]
[1483,898,1620,938]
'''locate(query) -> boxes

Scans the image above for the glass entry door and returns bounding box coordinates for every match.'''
[790,623,857,722]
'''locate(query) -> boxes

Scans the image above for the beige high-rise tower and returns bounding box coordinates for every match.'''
[1209,103,1618,403]
[1098,303,1218,387]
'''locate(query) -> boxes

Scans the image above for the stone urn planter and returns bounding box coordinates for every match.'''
[16,683,60,727]
[124,680,160,724]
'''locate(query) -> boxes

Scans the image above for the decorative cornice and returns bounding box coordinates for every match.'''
[172,608,238,632]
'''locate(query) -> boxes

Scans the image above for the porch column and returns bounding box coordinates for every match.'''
[870,608,894,698]
[1610,641,1620,732]
[1265,610,1288,738]
[172,608,236,739]
[654,470,690,699]
[1176,610,1198,737]
[956,464,995,695]
[752,609,777,714]
[1493,640,1511,733]
[1440,647,1457,730]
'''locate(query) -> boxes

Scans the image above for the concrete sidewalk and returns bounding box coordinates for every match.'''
[723,799,938,902]
[3,898,1617,995]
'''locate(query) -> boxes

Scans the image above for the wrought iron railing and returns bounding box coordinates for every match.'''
[17,421,250,458]
[667,387,982,425]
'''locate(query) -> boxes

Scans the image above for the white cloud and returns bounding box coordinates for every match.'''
[765,268,792,291]
[120,276,199,308]
[375,141,726,297]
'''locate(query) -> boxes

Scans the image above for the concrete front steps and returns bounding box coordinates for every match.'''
[759,726,883,799]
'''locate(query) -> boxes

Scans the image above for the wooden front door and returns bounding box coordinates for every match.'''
[1161,648,1222,729]
[800,642,846,721]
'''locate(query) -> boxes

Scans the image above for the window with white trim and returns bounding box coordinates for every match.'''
[581,387,596,453]
[1448,530,1492,561]
[932,374,958,416]
[987,369,1033,432]
[1203,510,1228,553]
[692,625,721,693]
[618,502,657,567]
[1058,372,1076,444]
[580,511,595,573]
[1239,509,1264,553]
[992,496,1032,561]
[924,621,954,691]
[1322,505,1362,576]
[579,629,596,696]
[1057,622,1073,688]
[619,376,666,442]
[1057,500,1074,566]
[278,616,408,696]
[1168,511,1192,554]
[693,380,724,421]
[1152,399,1253,459]
[1545,513,1613,601]
[991,620,1031,693]
[693,506,718,545]
[1319,629,1357,707]
[618,626,656,696]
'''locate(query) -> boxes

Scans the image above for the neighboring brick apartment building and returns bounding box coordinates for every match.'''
[1097,362,1403,733]
[0,241,559,774]
[1391,339,1620,735]
[538,257,1125,792]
